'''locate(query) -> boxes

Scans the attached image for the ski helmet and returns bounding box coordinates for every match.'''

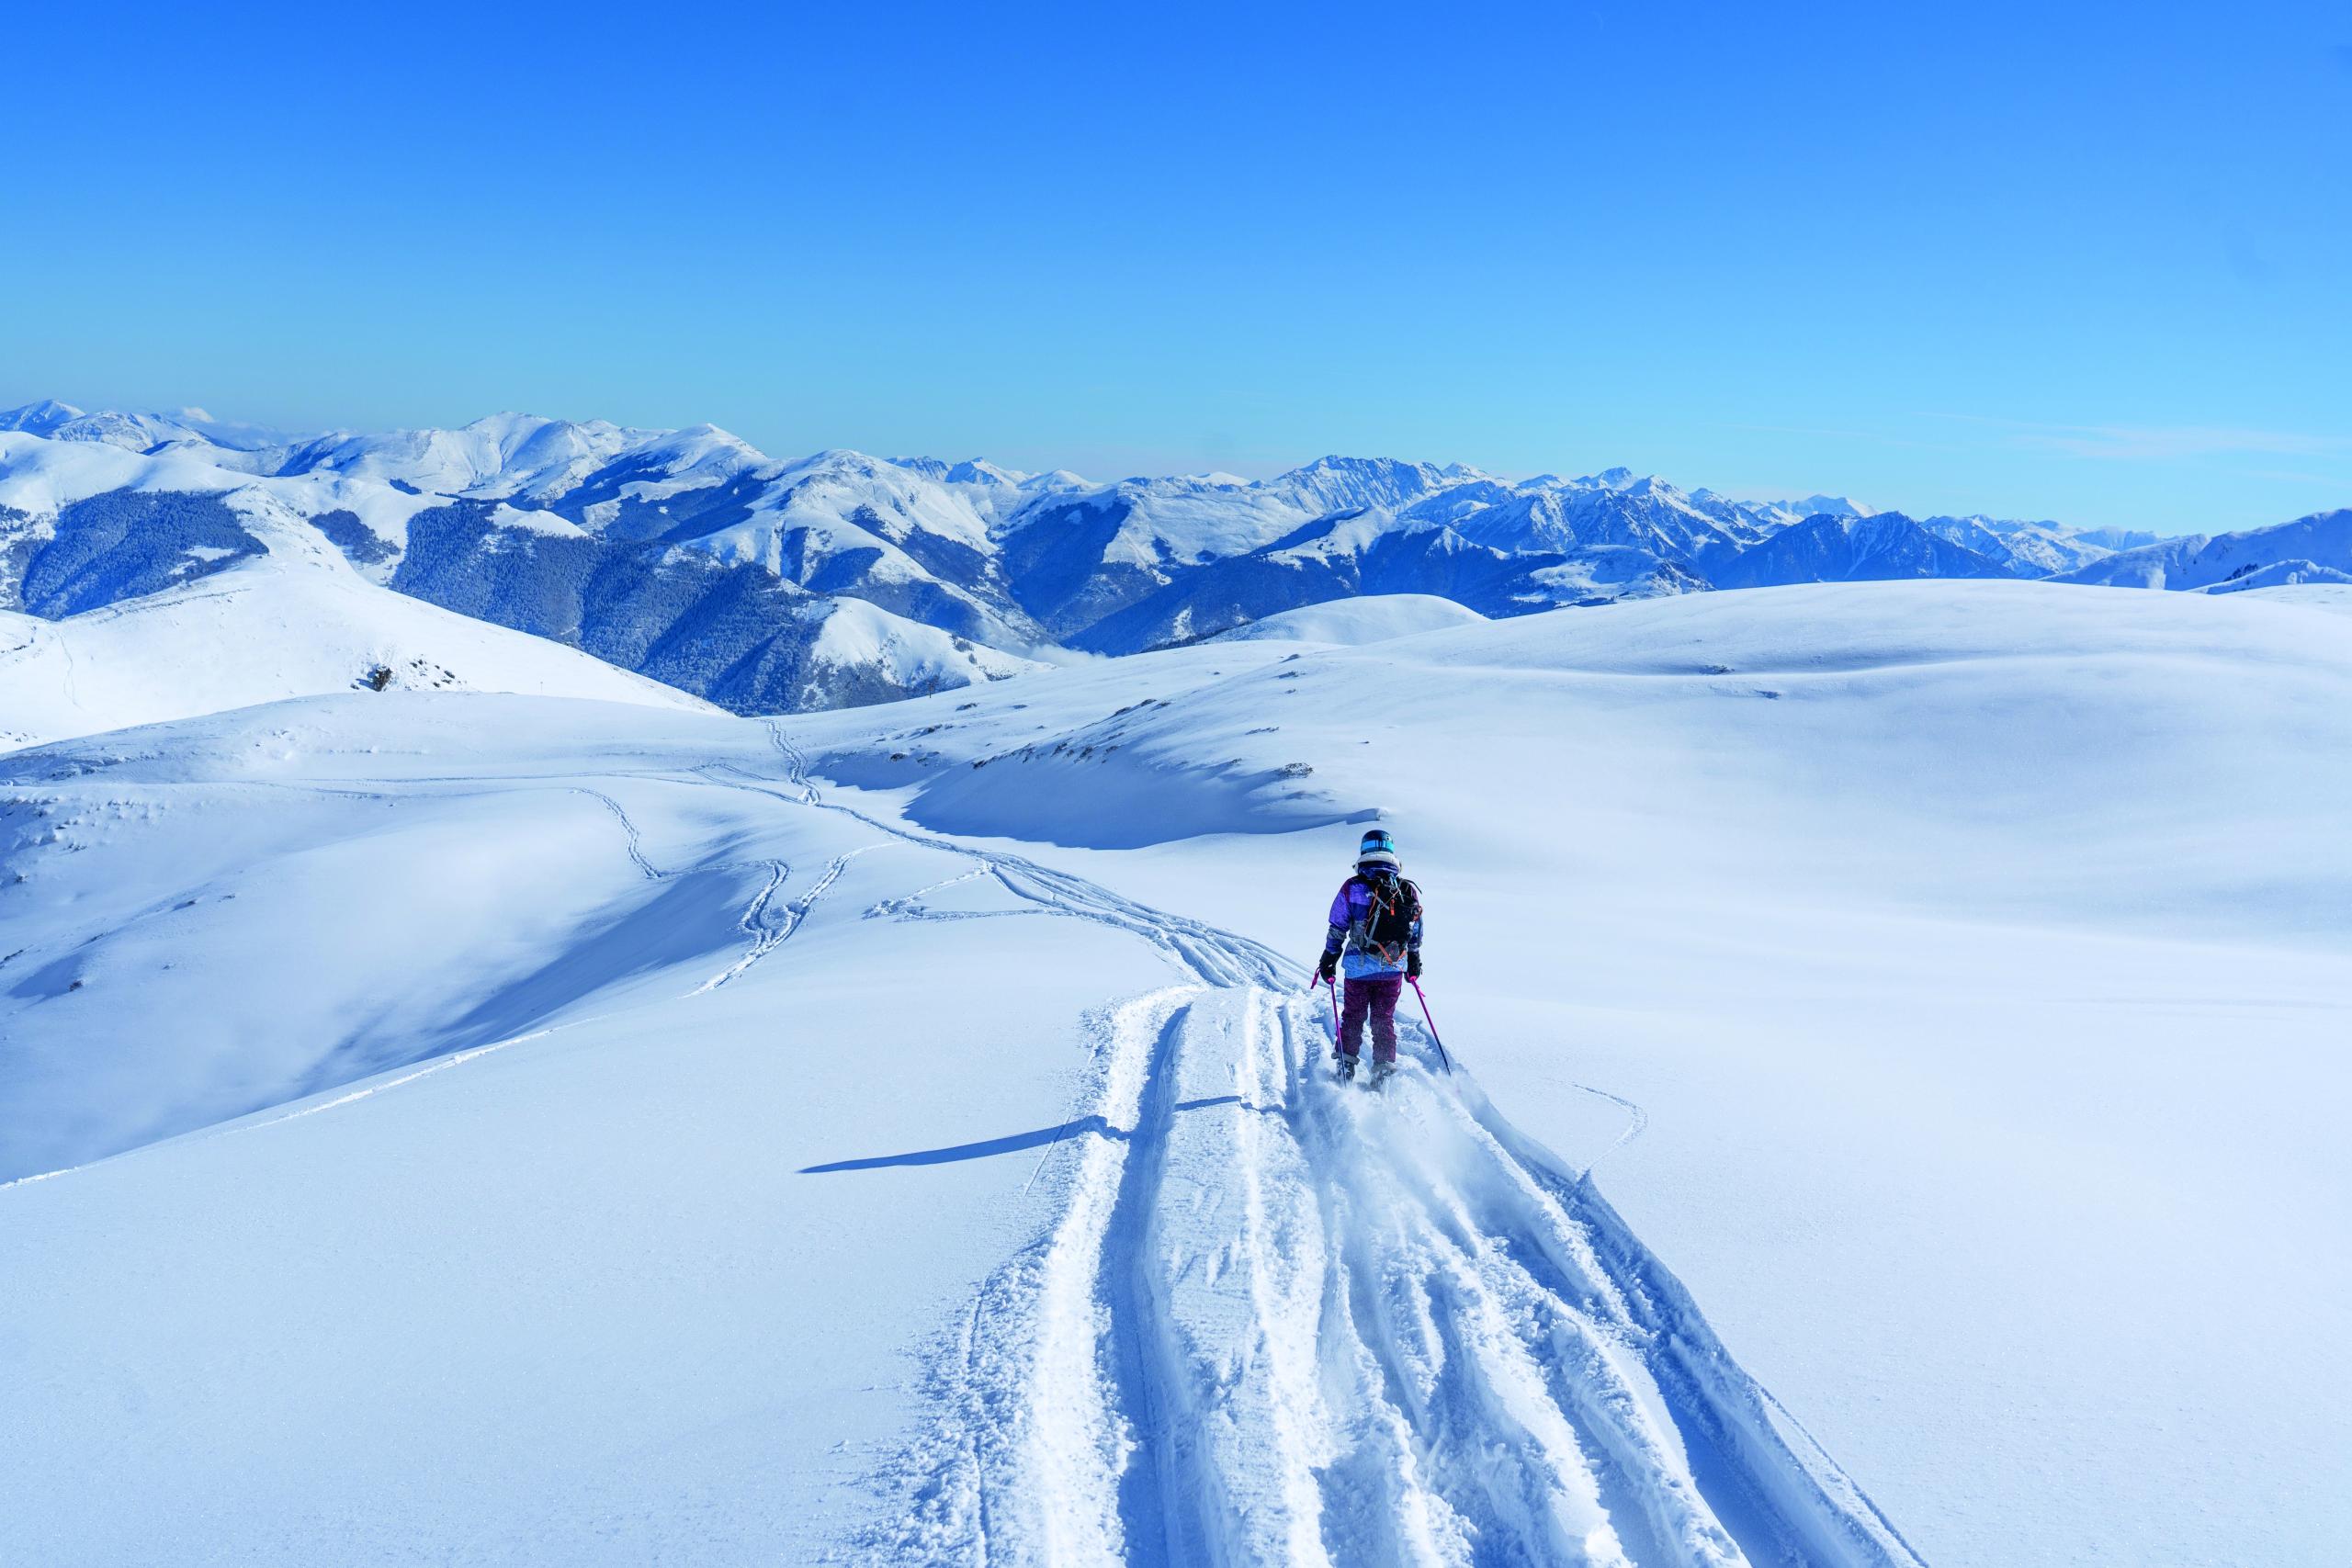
[1356,828,1400,871]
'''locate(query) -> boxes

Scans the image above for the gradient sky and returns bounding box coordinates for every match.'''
[6,2,2347,531]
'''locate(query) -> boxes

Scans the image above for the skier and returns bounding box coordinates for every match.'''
[1315,828,1423,1087]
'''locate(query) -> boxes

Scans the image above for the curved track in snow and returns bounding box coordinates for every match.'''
[728,726,1924,1567]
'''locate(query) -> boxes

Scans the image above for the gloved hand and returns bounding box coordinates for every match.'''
[1406,951,1423,979]
[1316,952,1339,984]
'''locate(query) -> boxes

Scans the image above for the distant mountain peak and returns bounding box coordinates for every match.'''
[946,458,1030,487]
[1301,454,1402,469]
[0,399,88,435]
[1788,493,1876,520]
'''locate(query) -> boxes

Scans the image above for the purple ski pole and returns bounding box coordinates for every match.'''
[1408,977,1453,1075]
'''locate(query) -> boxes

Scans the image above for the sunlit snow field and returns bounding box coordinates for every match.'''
[5,579,2348,1566]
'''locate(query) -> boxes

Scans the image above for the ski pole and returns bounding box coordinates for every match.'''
[1408,977,1453,1075]
[1320,972,1342,1052]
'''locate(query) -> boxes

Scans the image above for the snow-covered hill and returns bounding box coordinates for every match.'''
[6,579,2347,1566]
[0,561,714,751]
[2242,581,2352,615]
[1206,592,1490,645]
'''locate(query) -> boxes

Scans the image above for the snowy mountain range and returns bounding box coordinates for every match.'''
[12,399,2343,716]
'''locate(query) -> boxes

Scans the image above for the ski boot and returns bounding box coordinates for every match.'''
[1369,1058,1397,1091]
[1333,1051,1359,1084]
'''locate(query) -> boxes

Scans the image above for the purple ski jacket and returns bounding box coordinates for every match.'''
[1324,874,1422,980]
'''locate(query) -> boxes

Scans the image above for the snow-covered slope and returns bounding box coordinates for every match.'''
[1441,471,1768,559]
[1206,592,1490,645]
[2054,506,2352,592]
[277,411,655,499]
[2199,558,2352,592]
[1703,512,2016,588]
[1,693,1916,1568]
[1762,491,1875,522]
[0,400,295,462]
[0,556,714,751]
[277,420,1043,645]
[0,697,1204,1564]
[998,461,1772,645]
[790,580,2352,1568]
[1914,513,2132,575]
[800,594,1041,694]
[1059,508,1688,653]
[6,580,2349,1565]
[2242,581,2352,615]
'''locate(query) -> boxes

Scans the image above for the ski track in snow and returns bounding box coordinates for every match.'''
[843,986,1926,1568]
[1568,1084,1651,1180]
[707,725,1924,1568]
[571,779,883,998]
[0,771,856,1190]
[691,849,868,996]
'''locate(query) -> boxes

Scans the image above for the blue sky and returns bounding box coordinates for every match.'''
[6,2,2346,531]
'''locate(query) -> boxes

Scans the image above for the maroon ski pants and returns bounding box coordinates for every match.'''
[1340,973,1404,1064]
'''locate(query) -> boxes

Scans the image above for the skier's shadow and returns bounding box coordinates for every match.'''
[798,1095,1259,1173]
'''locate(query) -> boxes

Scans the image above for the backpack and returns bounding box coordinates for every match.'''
[1350,873,1421,963]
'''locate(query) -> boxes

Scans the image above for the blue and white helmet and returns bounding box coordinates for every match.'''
[1356,828,1400,872]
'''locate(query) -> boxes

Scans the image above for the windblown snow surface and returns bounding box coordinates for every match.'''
[4,581,2349,1567]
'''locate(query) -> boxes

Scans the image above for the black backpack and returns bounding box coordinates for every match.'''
[1351,873,1421,961]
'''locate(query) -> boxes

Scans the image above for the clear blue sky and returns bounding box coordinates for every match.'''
[7,2,2347,531]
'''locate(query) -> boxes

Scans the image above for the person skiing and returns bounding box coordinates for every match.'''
[1316,828,1423,1086]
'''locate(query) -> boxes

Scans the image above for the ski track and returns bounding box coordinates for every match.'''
[565,780,884,999]
[1570,1083,1651,1180]
[736,728,1925,1568]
